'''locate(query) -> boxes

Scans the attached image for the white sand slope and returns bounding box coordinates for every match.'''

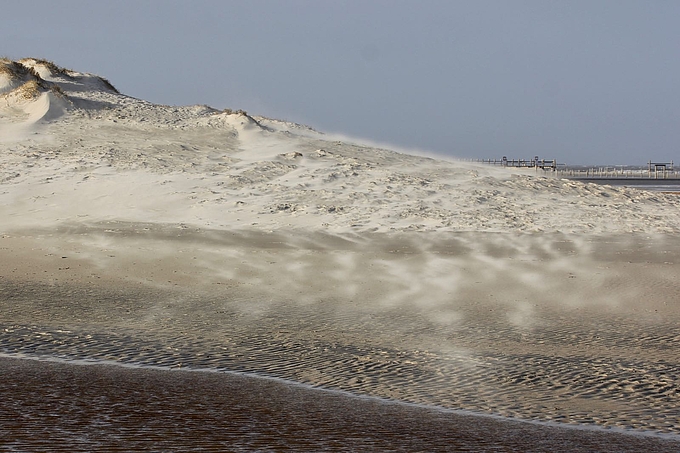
[2,59,680,235]
[1,58,680,439]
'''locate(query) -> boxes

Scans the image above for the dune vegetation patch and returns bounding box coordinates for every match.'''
[2,75,65,100]
[0,58,41,82]
[2,57,117,95]
[14,80,45,100]
[19,57,74,79]
[96,76,119,94]
[0,58,70,101]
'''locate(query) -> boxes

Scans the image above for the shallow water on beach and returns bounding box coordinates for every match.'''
[2,356,679,452]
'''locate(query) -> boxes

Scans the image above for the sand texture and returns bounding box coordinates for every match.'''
[1,58,680,448]
[3,357,680,453]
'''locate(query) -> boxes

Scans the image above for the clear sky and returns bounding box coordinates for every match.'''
[3,0,679,165]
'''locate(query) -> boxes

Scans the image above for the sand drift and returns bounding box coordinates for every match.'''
[1,58,679,442]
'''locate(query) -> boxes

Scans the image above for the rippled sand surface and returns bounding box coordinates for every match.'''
[3,357,679,452]
[1,230,679,450]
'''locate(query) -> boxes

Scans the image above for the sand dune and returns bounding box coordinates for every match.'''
[2,58,680,235]
[0,58,72,142]
[1,58,679,443]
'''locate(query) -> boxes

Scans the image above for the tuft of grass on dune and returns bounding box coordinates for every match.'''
[19,57,74,78]
[0,58,42,82]
[1,58,69,99]
[14,80,46,100]
[97,76,120,94]
[4,57,119,95]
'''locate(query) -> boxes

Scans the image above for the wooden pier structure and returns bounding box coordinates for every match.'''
[478,156,558,170]
[555,161,679,181]
[478,158,680,181]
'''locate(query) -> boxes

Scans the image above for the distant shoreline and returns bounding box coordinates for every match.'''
[556,177,680,192]
[560,177,680,185]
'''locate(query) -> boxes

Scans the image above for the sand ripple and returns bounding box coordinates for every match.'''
[2,317,678,436]
[2,233,679,441]
[5,357,680,452]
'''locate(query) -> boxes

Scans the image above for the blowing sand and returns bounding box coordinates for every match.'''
[1,58,679,449]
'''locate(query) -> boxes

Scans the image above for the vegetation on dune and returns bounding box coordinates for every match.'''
[49,83,67,98]
[1,58,69,99]
[2,57,119,97]
[14,80,42,99]
[222,108,247,115]
[222,108,267,128]
[0,58,42,82]
[97,76,120,94]
[18,58,74,78]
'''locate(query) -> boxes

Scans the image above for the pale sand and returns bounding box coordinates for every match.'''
[1,58,680,443]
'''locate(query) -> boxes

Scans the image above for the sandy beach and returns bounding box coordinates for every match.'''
[3,357,679,452]
[2,58,680,450]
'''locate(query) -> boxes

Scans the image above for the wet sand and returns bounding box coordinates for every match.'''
[1,229,680,450]
[2,356,679,452]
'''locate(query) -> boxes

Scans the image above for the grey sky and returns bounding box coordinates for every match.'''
[3,0,679,165]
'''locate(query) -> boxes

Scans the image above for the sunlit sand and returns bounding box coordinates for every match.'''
[1,58,679,449]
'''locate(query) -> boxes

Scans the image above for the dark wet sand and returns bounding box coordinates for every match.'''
[2,357,678,452]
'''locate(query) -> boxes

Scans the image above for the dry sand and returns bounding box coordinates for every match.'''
[1,58,680,448]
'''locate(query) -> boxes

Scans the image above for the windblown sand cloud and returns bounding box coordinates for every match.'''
[1,58,679,441]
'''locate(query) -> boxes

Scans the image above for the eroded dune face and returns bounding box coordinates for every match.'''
[2,59,680,439]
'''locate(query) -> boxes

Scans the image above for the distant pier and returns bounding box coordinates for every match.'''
[477,158,680,180]
[555,161,679,181]
[476,158,680,191]
[477,156,558,170]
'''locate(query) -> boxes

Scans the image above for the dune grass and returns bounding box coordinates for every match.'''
[1,58,69,99]
[97,76,120,94]
[14,80,44,99]
[0,58,41,82]
[18,58,73,78]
